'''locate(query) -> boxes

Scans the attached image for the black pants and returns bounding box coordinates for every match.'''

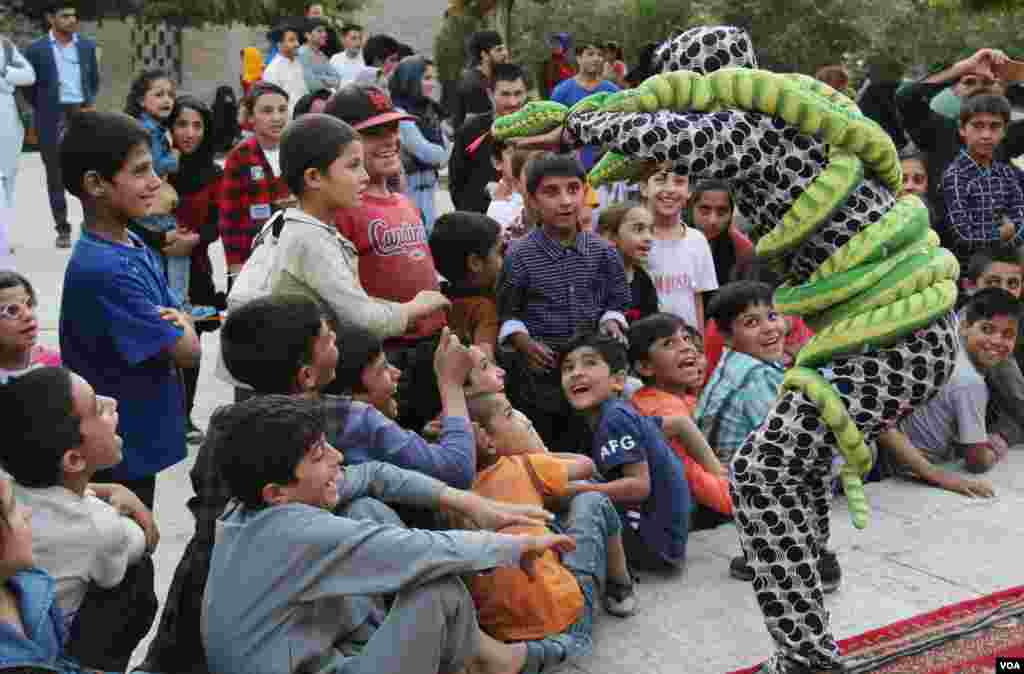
[500,347,591,453]
[39,103,83,232]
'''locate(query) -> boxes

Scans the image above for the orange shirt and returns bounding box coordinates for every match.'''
[632,386,733,515]
[448,294,499,353]
[469,455,584,641]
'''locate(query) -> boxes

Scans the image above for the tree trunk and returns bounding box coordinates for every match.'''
[130,18,183,80]
[494,0,514,48]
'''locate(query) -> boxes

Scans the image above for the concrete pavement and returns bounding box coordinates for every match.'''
[8,150,1024,673]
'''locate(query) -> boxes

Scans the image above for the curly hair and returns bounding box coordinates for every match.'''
[124,68,176,119]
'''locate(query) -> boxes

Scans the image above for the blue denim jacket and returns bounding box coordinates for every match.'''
[140,113,179,178]
[0,568,97,674]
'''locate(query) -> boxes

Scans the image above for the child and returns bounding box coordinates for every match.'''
[628,313,731,517]
[219,81,293,281]
[2,367,156,669]
[596,201,659,323]
[124,69,198,314]
[486,140,528,245]
[496,152,632,450]
[201,394,574,674]
[943,93,1024,269]
[695,282,841,589]
[687,179,754,298]
[643,166,718,332]
[58,111,202,509]
[430,211,503,357]
[0,271,61,384]
[900,151,929,199]
[262,24,308,115]
[694,281,786,467]
[327,84,451,431]
[893,287,1019,478]
[0,475,139,674]
[550,39,619,172]
[268,112,448,343]
[297,18,340,94]
[560,332,696,571]
[141,295,479,674]
[327,324,402,418]
[960,250,1024,446]
[465,391,635,671]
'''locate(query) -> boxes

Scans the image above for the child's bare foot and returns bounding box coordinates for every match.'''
[467,632,528,674]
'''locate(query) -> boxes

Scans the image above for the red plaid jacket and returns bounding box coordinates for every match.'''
[217,136,290,268]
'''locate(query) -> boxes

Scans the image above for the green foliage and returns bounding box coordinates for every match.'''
[433,12,484,84]
[91,0,365,27]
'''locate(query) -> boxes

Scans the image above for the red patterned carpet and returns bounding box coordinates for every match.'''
[729,586,1024,674]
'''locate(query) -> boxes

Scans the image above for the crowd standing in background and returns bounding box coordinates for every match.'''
[5,4,1024,674]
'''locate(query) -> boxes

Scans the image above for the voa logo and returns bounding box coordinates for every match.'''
[600,435,636,460]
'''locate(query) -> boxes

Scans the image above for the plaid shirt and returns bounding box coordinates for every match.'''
[217,136,290,268]
[942,149,1024,265]
[694,349,784,465]
[497,228,631,352]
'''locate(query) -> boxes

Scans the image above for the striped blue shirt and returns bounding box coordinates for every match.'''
[942,149,1024,265]
[497,227,631,351]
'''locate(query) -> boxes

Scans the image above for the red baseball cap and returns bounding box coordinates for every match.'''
[324,84,417,131]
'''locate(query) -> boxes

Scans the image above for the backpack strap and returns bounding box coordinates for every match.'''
[251,210,287,250]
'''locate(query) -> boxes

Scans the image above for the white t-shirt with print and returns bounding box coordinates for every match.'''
[646,227,719,329]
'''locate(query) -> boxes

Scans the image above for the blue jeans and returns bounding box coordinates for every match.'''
[137,213,189,308]
[522,491,622,674]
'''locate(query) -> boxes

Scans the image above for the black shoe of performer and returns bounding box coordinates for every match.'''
[729,553,755,581]
[818,549,841,594]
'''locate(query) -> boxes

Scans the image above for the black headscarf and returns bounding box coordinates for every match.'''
[168,96,222,195]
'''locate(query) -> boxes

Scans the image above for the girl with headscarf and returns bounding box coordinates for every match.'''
[389,55,450,232]
[168,95,227,443]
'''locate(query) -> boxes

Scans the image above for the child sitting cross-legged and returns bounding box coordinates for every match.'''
[1,367,158,671]
[560,332,702,571]
[596,202,659,323]
[464,391,636,673]
[628,313,732,519]
[877,287,1021,496]
[201,393,575,674]
[430,211,504,359]
[141,295,479,674]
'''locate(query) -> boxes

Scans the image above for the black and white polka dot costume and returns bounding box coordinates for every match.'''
[565,26,960,673]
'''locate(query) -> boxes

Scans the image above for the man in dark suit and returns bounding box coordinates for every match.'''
[448,63,526,214]
[24,2,100,248]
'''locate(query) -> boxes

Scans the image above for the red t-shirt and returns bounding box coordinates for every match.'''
[335,191,446,342]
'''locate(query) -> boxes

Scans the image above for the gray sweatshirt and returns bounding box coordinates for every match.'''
[201,461,527,674]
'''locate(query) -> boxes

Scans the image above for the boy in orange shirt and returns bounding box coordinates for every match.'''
[628,313,732,517]
[465,391,636,672]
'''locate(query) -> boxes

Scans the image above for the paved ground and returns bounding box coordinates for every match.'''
[8,151,1024,674]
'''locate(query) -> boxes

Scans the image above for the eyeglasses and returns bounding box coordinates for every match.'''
[0,299,34,320]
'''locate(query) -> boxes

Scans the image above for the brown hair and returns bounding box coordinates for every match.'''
[814,65,849,92]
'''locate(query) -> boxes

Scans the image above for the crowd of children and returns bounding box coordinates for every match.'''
[6,24,1024,674]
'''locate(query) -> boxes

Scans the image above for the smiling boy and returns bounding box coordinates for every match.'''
[327,84,450,430]
[496,153,631,449]
[559,332,693,570]
[895,288,1020,478]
